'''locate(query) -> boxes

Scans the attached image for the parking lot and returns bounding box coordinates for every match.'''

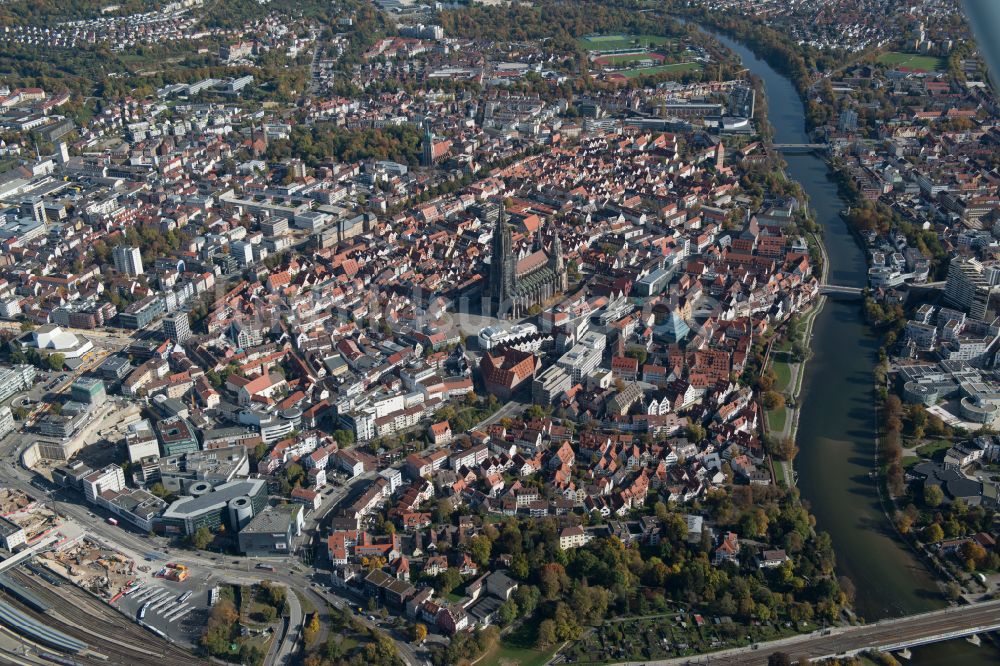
[114,566,211,645]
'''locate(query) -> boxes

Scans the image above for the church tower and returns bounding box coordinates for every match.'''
[422,122,435,167]
[552,231,568,293]
[488,203,516,316]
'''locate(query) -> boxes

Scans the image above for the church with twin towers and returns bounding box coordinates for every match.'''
[486,203,569,320]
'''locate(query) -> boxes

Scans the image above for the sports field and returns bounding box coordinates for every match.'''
[616,61,701,78]
[578,33,674,52]
[877,51,946,72]
[594,52,666,66]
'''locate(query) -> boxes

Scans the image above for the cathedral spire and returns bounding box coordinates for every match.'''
[488,201,515,316]
[552,229,568,293]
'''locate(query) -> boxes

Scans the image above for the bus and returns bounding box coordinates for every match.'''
[106,517,118,526]
[177,591,192,603]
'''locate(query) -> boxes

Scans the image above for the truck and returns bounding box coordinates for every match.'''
[107,517,119,526]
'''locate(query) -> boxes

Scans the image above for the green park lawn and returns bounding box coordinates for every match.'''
[877,51,946,72]
[771,356,792,393]
[482,623,559,666]
[767,407,788,434]
[915,439,952,460]
[773,461,787,486]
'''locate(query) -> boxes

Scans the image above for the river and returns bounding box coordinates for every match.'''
[694,24,1000,664]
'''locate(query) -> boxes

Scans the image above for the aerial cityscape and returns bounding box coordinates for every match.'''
[0,1,997,665]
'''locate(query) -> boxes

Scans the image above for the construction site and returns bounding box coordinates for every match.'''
[0,489,59,543]
[35,538,137,602]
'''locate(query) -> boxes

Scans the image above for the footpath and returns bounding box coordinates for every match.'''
[763,231,830,487]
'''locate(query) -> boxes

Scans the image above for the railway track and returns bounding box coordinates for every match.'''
[3,569,205,666]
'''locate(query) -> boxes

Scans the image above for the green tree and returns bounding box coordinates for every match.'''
[497,599,518,626]
[436,567,462,594]
[510,552,529,579]
[333,429,355,447]
[149,483,172,500]
[923,484,944,508]
[536,619,557,647]
[922,523,944,543]
[469,535,492,567]
[686,423,706,443]
[190,526,213,549]
[47,353,65,370]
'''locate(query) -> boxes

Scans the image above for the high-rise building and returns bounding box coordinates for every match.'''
[944,258,999,320]
[838,109,859,132]
[113,245,144,276]
[163,312,192,343]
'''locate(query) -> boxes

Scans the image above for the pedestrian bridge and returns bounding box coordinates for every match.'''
[819,284,864,296]
[771,143,828,150]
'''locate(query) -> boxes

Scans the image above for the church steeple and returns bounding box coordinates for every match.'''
[488,202,516,316]
[552,229,568,293]
[422,120,435,167]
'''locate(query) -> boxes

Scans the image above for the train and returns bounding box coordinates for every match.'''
[38,651,84,666]
[140,622,170,642]
[25,563,62,588]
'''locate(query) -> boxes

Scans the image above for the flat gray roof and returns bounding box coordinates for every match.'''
[239,505,300,535]
[161,478,266,520]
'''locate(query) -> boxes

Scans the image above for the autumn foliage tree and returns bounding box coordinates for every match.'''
[200,599,238,657]
[303,613,320,645]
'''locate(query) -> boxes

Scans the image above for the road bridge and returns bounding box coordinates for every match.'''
[636,599,1000,665]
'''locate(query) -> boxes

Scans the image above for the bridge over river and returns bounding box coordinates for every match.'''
[632,599,1000,665]
[770,143,828,150]
[818,283,864,296]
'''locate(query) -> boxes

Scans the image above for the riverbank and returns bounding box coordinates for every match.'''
[690,21,951,620]
[686,19,1000,665]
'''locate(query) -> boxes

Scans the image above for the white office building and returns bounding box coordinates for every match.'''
[83,465,126,504]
